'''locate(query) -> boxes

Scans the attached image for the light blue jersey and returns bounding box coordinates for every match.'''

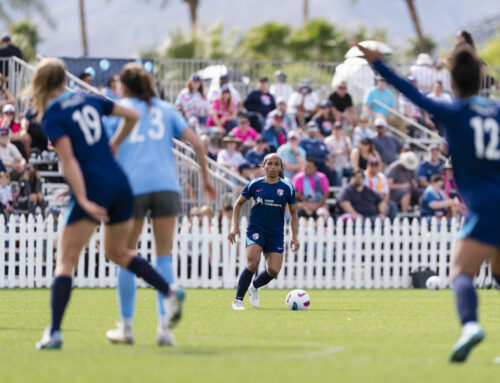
[107,97,187,195]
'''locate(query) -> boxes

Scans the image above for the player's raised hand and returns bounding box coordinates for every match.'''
[79,198,109,223]
[357,44,383,64]
[228,225,240,244]
[290,237,300,252]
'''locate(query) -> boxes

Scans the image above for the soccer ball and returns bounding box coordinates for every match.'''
[286,289,311,310]
[426,275,442,290]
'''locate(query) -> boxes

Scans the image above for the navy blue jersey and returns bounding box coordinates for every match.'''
[41,91,128,194]
[241,177,296,236]
[373,60,500,216]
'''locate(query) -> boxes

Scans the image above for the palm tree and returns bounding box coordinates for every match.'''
[302,0,309,26]
[183,0,199,34]
[404,0,426,53]
[79,0,88,56]
[0,0,55,27]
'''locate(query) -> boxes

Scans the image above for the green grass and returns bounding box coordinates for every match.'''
[1,289,499,383]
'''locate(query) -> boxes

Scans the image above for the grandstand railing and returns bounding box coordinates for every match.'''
[0,214,494,289]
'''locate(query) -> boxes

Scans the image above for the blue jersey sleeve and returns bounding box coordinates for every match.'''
[90,94,115,116]
[41,113,67,144]
[241,181,253,200]
[373,60,458,119]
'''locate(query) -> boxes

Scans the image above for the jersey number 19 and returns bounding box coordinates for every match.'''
[72,105,102,146]
[471,117,500,160]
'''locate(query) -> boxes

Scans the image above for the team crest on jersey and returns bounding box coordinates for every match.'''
[255,196,264,205]
[277,189,284,196]
[252,233,260,240]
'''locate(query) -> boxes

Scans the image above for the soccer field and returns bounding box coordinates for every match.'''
[1,289,499,383]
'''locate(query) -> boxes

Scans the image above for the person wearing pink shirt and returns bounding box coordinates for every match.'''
[206,84,238,134]
[292,158,329,219]
[229,112,259,150]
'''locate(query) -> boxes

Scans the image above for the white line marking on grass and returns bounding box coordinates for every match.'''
[270,346,346,361]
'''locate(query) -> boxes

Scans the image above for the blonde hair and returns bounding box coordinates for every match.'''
[25,58,66,121]
[119,63,156,106]
[0,74,6,90]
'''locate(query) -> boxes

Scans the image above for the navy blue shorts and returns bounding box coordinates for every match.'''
[457,210,500,248]
[64,179,133,226]
[246,228,284,254]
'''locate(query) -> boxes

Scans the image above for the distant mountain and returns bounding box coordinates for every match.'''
[1,0,499,58]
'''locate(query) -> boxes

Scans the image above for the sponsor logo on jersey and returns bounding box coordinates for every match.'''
[255,196,264,205]
[252,233,260,240]
[277,188,284,196]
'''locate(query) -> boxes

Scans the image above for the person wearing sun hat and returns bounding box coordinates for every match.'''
[386,151,419,213]
[217,135,245,173]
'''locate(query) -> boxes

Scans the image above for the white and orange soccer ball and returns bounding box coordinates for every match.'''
[286,289,311,310]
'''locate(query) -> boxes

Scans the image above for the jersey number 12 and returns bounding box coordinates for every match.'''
[72,106,102,145]
[471,117,500,160]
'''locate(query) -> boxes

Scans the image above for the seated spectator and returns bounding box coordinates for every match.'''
[262,111,287,152]
[1,104,29,160]
[442,160,460,200]
[362,75,395,120]
[15,168,34,214]
[421,175,458,219]
[175,73,209,125]
[352,115,375,148]
[26,164,45,214]
[21,104,48,155]
[0,171,13,220]
[206,84,238,133]
[329,81,356,126]
[386,151,419,213]
[101,74,120,101]
[417,144,444,189]
[428,81,453,135]
[372,117,402,167]
[0,126,25,179]
[199,134,218,162]
[265,96,297,132]
[0,74,15,109]
[218,203,233,231]
[324,122,352,187]
[217,136,245,173]
[409,53,435,92]
[270,70,293,103]
[288,79,320,128]
[399,75,434,137]
[200,205,214,222]
[229,112,259,151]
[299,121,336,185]
[238,162,253,181]
[313,100,335,137]
[277,130,306,181]
[77,71,93,91]
[245,136,269,171]
[207,74,242,107]
[364,157,397,221]
[292,157,329,219]
[243,76,276,132]
[350,137,381,171]
[338,169,385,222]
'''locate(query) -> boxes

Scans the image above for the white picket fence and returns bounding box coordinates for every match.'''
[0,214,493,289]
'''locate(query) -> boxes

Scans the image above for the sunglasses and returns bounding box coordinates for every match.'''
[337,86,346,90]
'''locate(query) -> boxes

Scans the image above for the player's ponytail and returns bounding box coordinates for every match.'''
[119,63,156,106]
[25,58,66,122]
[449,45,482,98]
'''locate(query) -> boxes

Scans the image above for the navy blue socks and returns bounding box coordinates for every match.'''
[127,256,169,296]
[236,268,254,300]
[493,274,500,288]
[253,270,274,289]
[452,273,478,325]
[50,276,72,334]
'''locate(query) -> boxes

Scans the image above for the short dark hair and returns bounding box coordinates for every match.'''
[305,157,317,168]
[350,169,364,179]
[238,111,249,120]
[79,72,92,81]
[449,45,481,98]
[430,174,443,183]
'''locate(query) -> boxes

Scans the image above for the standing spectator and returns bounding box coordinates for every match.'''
[0,171,13,220]
[420,174,458,219]
[352,115,376,148]
[277,130,306,180]
[364,157,397,221]
[417,144,444,189]
[386,151,419,213]
[262,111,287,152]
[270,70,293,104]
[1,104,29,160]
[217,136,245,173]
[434,59,452,94]
[175,73,209,124]
[0,74,15,109]
[350,137,381,171]
[244,136,269,170]
[266,97,297,132]
[313,100,335,137]
[372,117,402,167]
[428,81,453,135]
[288,79,320,128]
[206,84,238,133]
[229,112,259,150]
[243,77,276,132]
[409,53,435,92]
[362,75,395,119]
[78,72,93,87]
[101,74,120,101]
[292,158,329,219]
[324,122,352,186]
[329,81,356,126]
[207,74,242,107]
[338,169,385,222]
[0,33,22,78]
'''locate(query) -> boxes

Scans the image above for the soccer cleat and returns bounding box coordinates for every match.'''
[36,327,62,350]
[248,283,260,308]
[232,299,245,310]
[106,322,134,345]
[164,287,186,329]
[450,322,485,363]
[157,326,177,347]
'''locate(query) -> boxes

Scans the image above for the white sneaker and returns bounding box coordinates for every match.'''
[232,299,245,310]
[157,326,177,347]
[248,283,260,308]
[36,327,62,350]
[450,322,485,363]
[106,322,134,345]
[164,287,186,329]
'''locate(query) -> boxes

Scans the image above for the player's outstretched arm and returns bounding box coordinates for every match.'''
[288,203,300,252]
[109,104,140,154]
[228,195,247,244]
[357,44,457,119]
